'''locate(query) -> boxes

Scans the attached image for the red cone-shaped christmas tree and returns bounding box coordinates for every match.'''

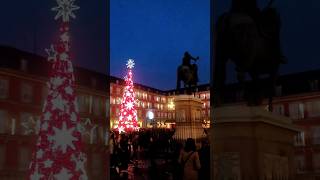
[116,59,139,133]
[28,0,87,179]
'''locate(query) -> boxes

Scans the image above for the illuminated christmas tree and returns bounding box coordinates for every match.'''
[116,59,139,133]
[28,0,87,179]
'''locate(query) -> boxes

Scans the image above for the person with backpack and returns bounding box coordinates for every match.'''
[178,138,201,180]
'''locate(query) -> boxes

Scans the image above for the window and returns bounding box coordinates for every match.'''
[41,86,48,105]
[91,153,102,176]
[310,80,319,91]
[90,125,98,144]
[275,85,282,96]
[116,87,121,95]
[110,85,113,93]
[200,94,206,99]
[91,78,97,87]
[21,83,33,103]
[116,97,122,104]
[0,110,8,134]
[273,104,285,116]
[19,147,31,171]
[20,59,28,71]
[313,153,320,172]
[0,145,5,169]
[306,100,320,117]
[311,127,320,144]
[93,97,103,116]
[78,94,89,113]
[295,155,306,173]
[294,132,305,146]
[0,78,9,99]
[115,108,120,116]
[289,103,304,119]
[20,113,35,135]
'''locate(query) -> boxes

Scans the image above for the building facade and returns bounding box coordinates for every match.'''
[0,46,109,179]
[2,46,320,179]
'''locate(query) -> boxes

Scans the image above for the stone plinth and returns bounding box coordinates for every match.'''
[210,105,300,180]
[173,95,206,144]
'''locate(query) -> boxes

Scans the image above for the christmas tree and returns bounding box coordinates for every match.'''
[116,59,139,133]
[28,0,87,179]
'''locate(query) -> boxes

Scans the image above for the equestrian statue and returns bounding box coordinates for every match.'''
[177,51,199,94]
[213,0,287,111]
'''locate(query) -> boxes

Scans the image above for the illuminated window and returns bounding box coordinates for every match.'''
[116,97,122,104]
[201,94,206,99]
[160,104,163,110]
[147,102,151,108]
[116,87,121,95]
[0,78,9,99]
[21,83,33,103]
[116,108,120,116]
[110,85,113,93]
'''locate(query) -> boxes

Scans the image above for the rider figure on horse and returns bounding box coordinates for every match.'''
[230,0,287,64]
[182,51,199,82]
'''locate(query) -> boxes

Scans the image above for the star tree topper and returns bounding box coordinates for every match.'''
[52,0,80,22]
[126,59,135,69]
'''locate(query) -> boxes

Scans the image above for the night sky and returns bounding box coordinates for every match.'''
[0,0,107,74]
[216,0,320,83]
[110,0,210,90]
[0,1,319,90]
[112,0,320,90]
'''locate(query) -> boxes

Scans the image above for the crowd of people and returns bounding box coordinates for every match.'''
[109,128,210,180]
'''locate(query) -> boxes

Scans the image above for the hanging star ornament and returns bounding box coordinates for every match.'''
[52,0,80,22]
[126,59,135,69]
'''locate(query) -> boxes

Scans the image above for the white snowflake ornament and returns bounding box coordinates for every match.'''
[50,122,78,153]
[126,59,135,69]
[52,0,80,22]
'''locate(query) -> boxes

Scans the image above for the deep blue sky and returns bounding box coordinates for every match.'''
[112,0,320,90]
[1,1,319,90]
[110,0,210,90]
[216,0,320,82]
[0,0,107,74]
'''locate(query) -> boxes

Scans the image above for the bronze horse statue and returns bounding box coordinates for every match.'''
[177,54,199,93]
[213,0,285,111]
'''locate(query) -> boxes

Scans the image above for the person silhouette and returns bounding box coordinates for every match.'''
[182,51,199,82]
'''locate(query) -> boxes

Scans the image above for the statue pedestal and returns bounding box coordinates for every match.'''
[210,105,300,180]
[172,95,206,144]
